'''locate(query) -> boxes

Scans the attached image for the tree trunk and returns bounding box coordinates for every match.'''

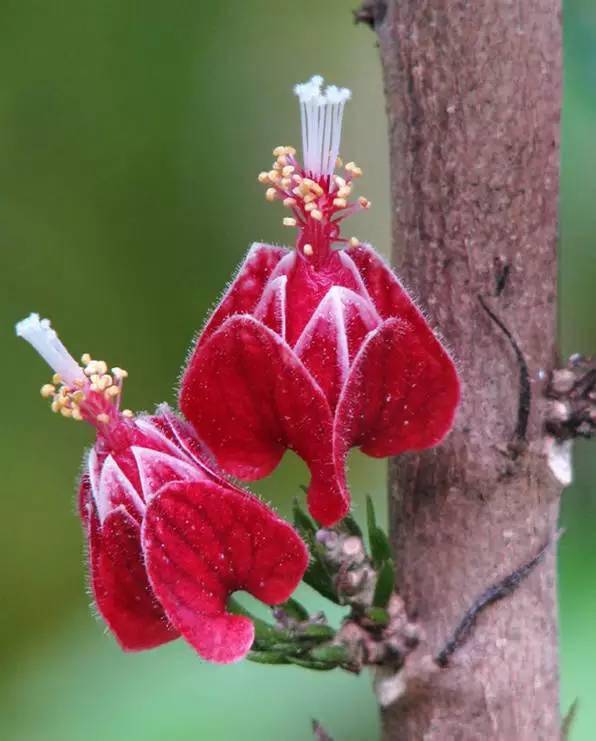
[375,2,563,739]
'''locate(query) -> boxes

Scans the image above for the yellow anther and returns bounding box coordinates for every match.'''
[285,146,296,156]
[349,237,360,247]
[268,170,281,183]
[258,171,270,184]
[60,407,73,418]
[358,196,371,209]
[303,194,316,204]
[337,185,352,199]
[272,161,282,171]
[122,409,134,419]
[303,244,314,256]
[105,385,120,398]
[277,155,288,167]
[282,217,297,227]
[95,361,108,375]
[283,197,296,208]
[310,209,323,221]
[111,367,128,380]
[71,390,85,403]
[273,146,286,157]
[346,162,363,177]
[281,178,292,189]
[52,373,62,385]
[265,188,277,202]
[281,165,295,177]
[71,408,83,421]
[96,413,110,424]
[334,176,346,188]
[81,353,92,365]
[333,198,347,209]
[41,384,56,398]
[304,202,316,212]
[51,400,60,413]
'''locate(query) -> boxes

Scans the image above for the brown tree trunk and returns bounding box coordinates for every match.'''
[374,2,564,739]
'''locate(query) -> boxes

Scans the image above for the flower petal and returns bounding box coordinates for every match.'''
[253,275,287,339]
[294,286,380,410]
[88,506,177,651]
[336,318,460,456]
[92,454,145,524]
[195,243,289,349]
[142,480,308,663]
[179,315,349,525]
[345,243,429,329]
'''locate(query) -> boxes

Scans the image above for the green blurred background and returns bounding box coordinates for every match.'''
[0,1,594,739]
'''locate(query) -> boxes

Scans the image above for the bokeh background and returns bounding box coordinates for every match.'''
[1,2,594,739]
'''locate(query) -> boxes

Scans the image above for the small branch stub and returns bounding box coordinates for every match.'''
[546,354,596,440]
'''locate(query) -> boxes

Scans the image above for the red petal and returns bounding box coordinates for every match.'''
[89,451,144,524]
[253,275,287,339]
[142,480,308,663]
[294,286,380,410]
[179,315,349,525]
[89,506,177,651]
[196,243,289,348]
[345,243,429,330]
[336,318,460,456]
[272,251,371,347]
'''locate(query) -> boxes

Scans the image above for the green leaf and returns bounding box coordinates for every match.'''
[340,511,363,538]
[278,597,309,622]
[286,656,337,671]
[292,499,340,604]
[365,606,390,627]
[300,624,337,641]
[293,497,317,539]
[247,650,291,665]
[309,644,349,665]
[372,559,395,608]
[366,495,392,568]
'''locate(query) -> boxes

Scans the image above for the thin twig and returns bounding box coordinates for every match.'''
[435,534,556,667]
[479,295,531,444]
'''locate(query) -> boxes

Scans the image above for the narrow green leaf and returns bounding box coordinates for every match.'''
[340,511,363,538]
[279,597,309,622]
[309,644,349,665]
[300,624,337,641]
[366,494,392,568]
[247,650,291,665]
[365,606,390,626]
[287,656,337,671]
[293,499,340,604]
[228,598,287,647]
[372,559,395,608]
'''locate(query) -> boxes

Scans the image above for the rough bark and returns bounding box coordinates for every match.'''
[374,2,563,739]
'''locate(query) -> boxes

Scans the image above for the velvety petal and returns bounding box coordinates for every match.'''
[294,286,380,410]
[270,251,372,347]
[142,480,308,663]
[253,275,287,339]
[131,446,208,502]
[179,315,349,525]
[195,243,289,349]
[89,506,177,651]
[90,452,144,524]
[345,243,430,331]
[336,318,460,457]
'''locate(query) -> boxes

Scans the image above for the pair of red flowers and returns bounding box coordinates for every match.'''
[17,77,459,664]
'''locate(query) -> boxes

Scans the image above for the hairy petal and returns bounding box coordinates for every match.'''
[195,243,289,349]
[142,480,308,663]
[179,316,349,525]
[294,286,380,410]
[336,318,460,456]
[88,507,177,651]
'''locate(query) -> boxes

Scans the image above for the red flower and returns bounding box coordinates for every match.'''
[16,315,308,663]
[180,77,460,527]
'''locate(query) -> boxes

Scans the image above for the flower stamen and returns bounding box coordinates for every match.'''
[16,313,129,427]
[256,77,371,267]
